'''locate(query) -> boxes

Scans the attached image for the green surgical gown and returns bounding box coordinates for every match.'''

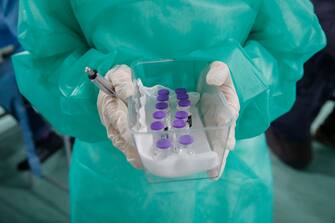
[13,0,325,222]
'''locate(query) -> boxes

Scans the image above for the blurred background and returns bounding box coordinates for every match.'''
[0,0,334,222]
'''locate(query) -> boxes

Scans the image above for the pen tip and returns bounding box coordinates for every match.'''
[84,67,91,73]
[85,67,97,80]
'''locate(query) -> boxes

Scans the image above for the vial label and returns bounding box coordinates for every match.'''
[187,115,192,127]
[161,127,169,139]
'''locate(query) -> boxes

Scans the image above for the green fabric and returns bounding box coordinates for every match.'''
[13,0,325,222]
[70,135,273,223]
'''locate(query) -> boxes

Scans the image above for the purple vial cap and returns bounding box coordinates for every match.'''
[156,139,172,149]
[157,94,169,102]
[175,111,188,119]
[153,111,166,119]
[175,88,187,94]
[172,119,186,128]
[158,89,170,96]
[150,121,165,131]
[155,102,168,110]
[177,93,189,100]
[178,99,191,107]
[179,135,194,145]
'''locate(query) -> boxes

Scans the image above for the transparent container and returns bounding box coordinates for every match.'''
[128,59,233,183]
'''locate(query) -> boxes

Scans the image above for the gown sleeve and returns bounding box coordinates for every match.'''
[13,0,116,141]
[190,0,326,139]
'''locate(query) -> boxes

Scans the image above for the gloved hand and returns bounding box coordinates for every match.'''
[205,61,240,179]
[97,64,142,168]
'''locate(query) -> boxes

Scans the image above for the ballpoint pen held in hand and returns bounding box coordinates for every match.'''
[85,67,117,96]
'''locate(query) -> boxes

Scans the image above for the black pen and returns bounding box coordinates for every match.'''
[85,67,116,96]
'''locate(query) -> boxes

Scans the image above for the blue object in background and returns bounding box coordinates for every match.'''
[0,0,20,50]
[270,0,335,142]
[0,0,41,176]
[0,57,41,176]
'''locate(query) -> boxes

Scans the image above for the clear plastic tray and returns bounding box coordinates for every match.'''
[128,59,233,183]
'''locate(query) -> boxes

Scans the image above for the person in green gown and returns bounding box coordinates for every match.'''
[13,0,325,222]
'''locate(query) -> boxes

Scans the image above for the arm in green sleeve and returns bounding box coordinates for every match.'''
[239,0,326,139]
[190,0,326,139]
[13,0,115,141]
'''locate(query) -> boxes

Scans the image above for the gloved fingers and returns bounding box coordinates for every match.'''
[206,61,240,116]
[97,91,126,135]
[105,124,126,152]
[105,64,134,101]
[109,129,142,169]
[97,88,142,168]
[108,126,142,169]
[98,91,131,140]
[227,122,236,150]
[124,145,143,169]
[206,61,230,86]
[218,85,240,117]
[97,91,111,124]
[204,62,237,179]
[213,107,236,147]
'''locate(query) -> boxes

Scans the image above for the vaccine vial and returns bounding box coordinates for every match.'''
[153,110,166,122]
[150,121,168,140]
[156,94,169,103]
[177,99,192,127]
[176,93,189,101]
[154,138,172,160]
[177,99,191,111]
[175,111,188,126]
[172,119,187,142]
[172,119,187,130]
[158,88,170,97]
[153,111,169,130]
[177,135,194,154]
[175,88,187,95]
[155,102,169,113]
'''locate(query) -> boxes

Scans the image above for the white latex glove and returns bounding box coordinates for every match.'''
[97,64,142,168]
[205,61,240,179]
